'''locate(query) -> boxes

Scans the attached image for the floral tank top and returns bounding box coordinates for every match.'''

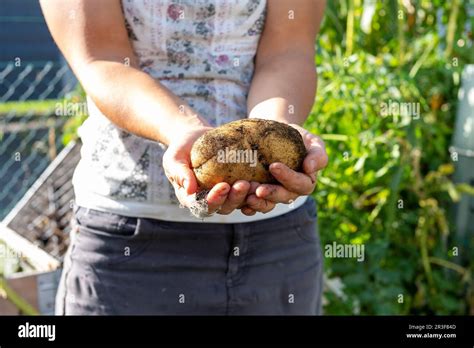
[73,0,307,222]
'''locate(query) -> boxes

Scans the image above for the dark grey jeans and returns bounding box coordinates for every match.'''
[56,197,323,315]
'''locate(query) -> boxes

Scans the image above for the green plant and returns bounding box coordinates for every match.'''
[309,0,474,314]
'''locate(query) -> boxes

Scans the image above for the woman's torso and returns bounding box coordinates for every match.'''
[73,0,307,222]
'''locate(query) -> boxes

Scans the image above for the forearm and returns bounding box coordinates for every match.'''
[247,52,317,125]
[76,60,211,145]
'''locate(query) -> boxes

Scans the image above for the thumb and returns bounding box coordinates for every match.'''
[179,163,198,195]
[166,158,198,195]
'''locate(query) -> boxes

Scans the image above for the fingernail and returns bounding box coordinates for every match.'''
[257,186,268,197]
[271,164,281,174]
[220,187,230,195]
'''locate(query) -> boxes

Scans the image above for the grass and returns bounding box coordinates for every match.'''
[0,99,59,117]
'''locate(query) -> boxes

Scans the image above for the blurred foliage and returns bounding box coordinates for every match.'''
[0,100,59,117]
[309,0,474,314]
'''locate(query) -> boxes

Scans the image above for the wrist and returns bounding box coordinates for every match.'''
[168,125,213,152]
[162,115,211,145]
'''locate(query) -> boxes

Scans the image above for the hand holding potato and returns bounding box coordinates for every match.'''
[189,119,327,216]
[167,119,327,218]
[163,126,228,215]
[245,124,328,214]
[163,126,252,217]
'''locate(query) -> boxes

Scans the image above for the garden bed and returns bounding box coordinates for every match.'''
[0,141,80,314]
[0,225,61,315]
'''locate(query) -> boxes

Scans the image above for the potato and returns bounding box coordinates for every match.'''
[191,118,307,189]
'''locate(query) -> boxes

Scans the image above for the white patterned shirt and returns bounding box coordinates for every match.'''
[73,0,306,222]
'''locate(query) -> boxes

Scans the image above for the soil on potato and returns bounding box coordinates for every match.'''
[191,119,306,189]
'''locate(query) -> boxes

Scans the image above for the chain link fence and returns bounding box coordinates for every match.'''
[0,61,77,221]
